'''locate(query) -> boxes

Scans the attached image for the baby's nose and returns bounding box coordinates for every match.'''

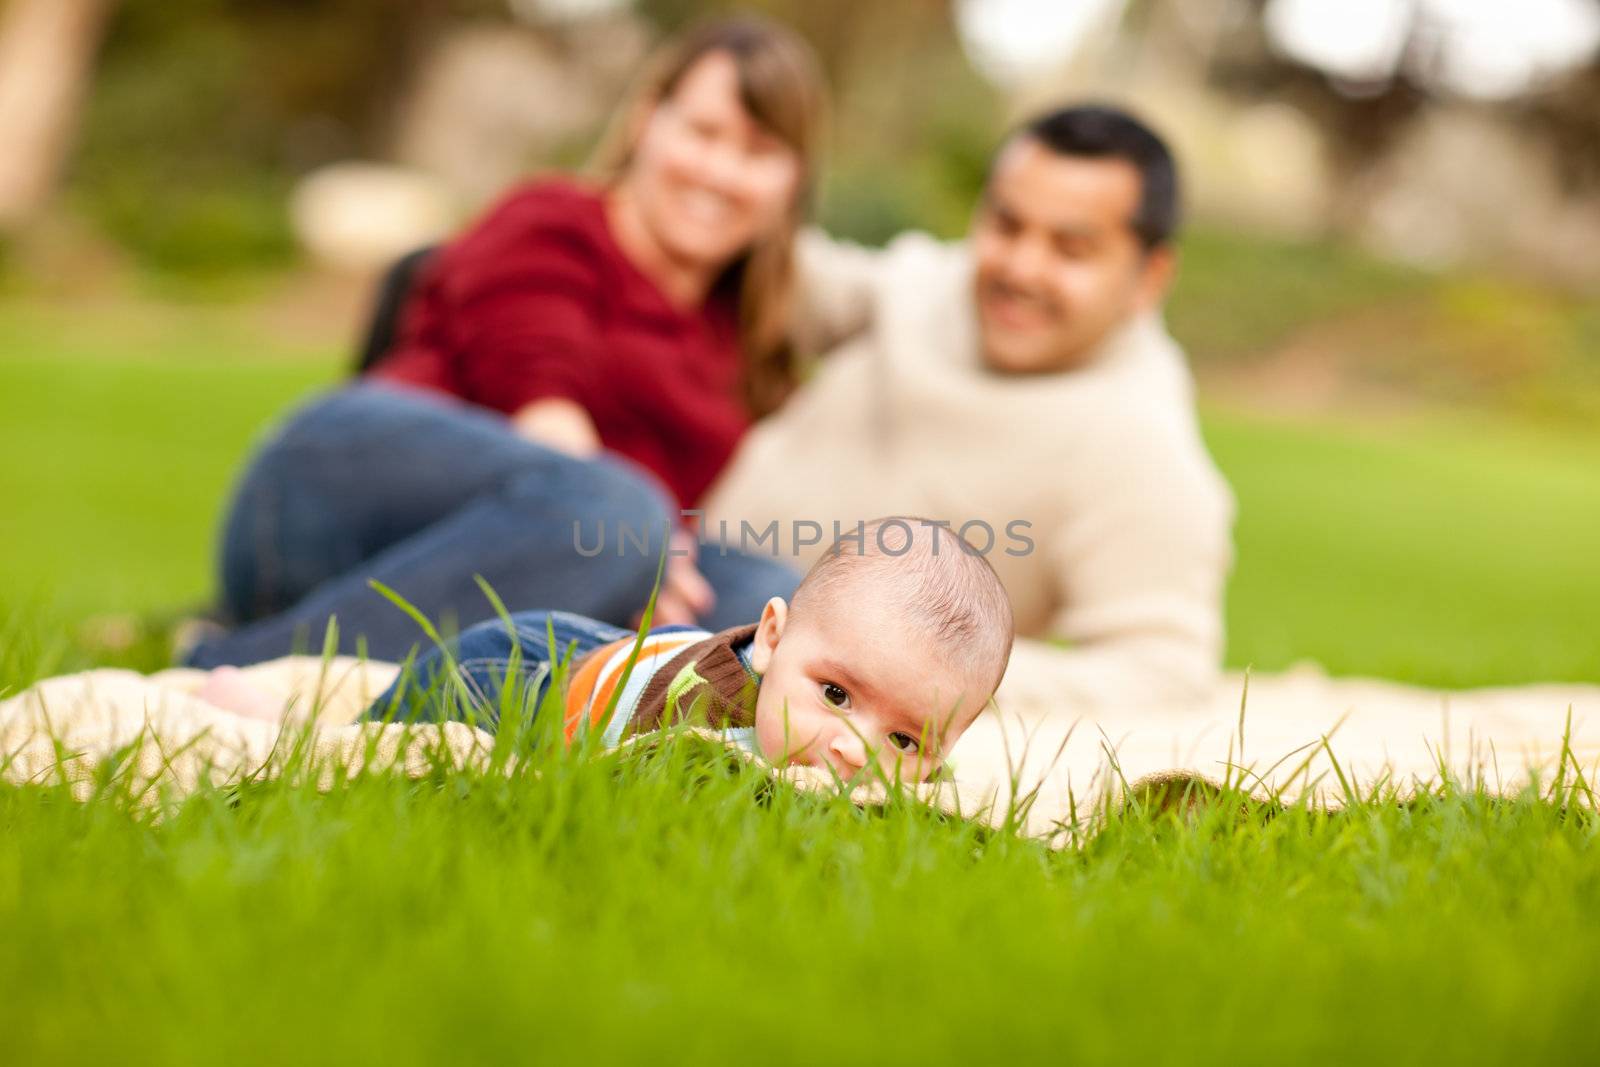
[828,729,868,773]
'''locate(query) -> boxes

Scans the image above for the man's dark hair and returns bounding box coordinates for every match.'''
[1007,104,1180,250]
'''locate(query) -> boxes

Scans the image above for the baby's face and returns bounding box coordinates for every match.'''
[746,596,997,783]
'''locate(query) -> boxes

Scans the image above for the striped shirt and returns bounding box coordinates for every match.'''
[561,624,761,748]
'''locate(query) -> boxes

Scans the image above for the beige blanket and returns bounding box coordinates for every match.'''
[967,645,1600,840]
[0,657,487,802]
[4,651,1598,843]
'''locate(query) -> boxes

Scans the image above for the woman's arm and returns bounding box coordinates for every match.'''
[511,398,712,626]
[512,397,712,626]
[512,397,601,457]
[449,222,610,420]
[449,205,728,625]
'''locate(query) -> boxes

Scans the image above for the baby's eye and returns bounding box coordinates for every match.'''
[887,731,921,754]
[821,682,849,708]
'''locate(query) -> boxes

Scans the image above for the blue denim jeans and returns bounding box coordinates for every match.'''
[367,609,654,733]
[186,383,800,667]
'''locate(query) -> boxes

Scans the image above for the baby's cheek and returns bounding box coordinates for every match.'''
[753,688,801,763]
[755,692,831,767]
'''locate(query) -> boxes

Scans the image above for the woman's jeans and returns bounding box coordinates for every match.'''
[186,383,799,667]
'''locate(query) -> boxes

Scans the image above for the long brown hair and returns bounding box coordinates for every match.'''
[589,16,826,418]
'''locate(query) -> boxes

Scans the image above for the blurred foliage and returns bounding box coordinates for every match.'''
[69,0,500,275]
[50,0,1600,425]
[1169,227,1432,357]
[64,0,999,273]
[1170,226,1600,423]
[71,3,283,272]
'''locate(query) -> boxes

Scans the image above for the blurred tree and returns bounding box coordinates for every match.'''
[1202,0,1599,231]
[0,0,118,231]
[1520,59,1600,199]
[1204,0,1428,209]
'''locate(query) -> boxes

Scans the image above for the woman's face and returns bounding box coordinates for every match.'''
[624,51,802,272]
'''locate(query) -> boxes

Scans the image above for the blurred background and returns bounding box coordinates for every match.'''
[1,0,1597,686]
[3,0,1598,411]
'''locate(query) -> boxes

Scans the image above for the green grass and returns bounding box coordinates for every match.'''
[2,298,1599,1063]
[5,744,1599,1064]
[0,345,332,622]
[1212,409,1600,685]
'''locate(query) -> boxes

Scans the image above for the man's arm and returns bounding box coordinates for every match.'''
[999,439,1235,712]
[790,229,885,355]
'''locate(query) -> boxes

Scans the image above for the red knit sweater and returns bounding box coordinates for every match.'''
[368,178,749,509]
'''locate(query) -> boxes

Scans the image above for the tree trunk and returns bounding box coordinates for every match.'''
[0,0,116,231]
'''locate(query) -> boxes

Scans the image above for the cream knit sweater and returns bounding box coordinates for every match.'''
[701,231,1235,708]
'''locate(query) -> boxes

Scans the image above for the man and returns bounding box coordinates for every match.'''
[700,105,1235,708]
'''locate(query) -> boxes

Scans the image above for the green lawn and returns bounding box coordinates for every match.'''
[3,326,1596,687]
[2,303,1598,1063]
[6,745,1599,1064]
[1211,409,1600,686]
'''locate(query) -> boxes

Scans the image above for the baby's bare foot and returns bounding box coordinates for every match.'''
[197,666,284,722]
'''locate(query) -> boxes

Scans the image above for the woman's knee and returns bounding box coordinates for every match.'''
[216,394,369,620]
[505,452,675,545]
[581,454,675,525]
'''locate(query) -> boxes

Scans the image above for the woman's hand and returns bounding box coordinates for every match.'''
[512,398,602,457]
[640,528,716,628]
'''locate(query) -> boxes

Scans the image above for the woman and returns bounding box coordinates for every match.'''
[187,17,824,668]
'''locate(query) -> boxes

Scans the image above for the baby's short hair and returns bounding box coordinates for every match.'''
[789,516,1015,690]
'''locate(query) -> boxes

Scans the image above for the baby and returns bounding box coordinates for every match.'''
[205,516,1015,782]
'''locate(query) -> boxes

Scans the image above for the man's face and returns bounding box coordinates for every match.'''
[971,137,1174,374]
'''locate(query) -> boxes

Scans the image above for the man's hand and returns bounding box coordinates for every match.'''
[639,528,715,628]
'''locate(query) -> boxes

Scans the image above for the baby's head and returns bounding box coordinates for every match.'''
[746,517,1015,782]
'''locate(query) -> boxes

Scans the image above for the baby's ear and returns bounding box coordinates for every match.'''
[749,597,788,673]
